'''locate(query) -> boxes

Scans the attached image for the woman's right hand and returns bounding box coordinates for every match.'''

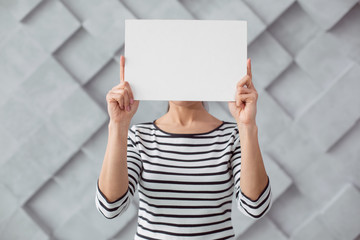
[106,55,139,125]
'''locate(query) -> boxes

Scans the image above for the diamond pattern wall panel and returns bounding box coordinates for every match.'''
[0,1,359,239]
[22,0,80,53]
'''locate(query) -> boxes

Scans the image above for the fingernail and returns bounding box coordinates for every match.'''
[130,98,134,104]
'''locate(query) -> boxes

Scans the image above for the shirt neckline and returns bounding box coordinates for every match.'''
[152,119,225,136]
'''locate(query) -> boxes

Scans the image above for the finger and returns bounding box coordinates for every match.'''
[236,98,245,107]
[109,91,124,110]
[113,82,123,88]
[237,86,252,94]
[112,81,128,91]
[107,92,124,110]
[236,98,240,107]
[120,55,125,83]
[236,75,251,89]
[118,81,134,104]
[122,82,134,103]
[123,88,130,111]
[113,82,127,92]
[111,88,125,95]
[106,92,116,103]
[238,93,256,103]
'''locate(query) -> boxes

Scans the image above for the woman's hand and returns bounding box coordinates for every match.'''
[106,55,139,125]
[228,58,258,126]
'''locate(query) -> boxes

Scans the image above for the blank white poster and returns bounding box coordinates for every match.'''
[124,19,247,101]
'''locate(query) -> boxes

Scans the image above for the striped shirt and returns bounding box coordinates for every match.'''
[95,120,272,239]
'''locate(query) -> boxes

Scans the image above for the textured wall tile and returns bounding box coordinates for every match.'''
[249,31,292,89]
[0,132,53,205]
[268,185,316,236]
[330,4,360,65]
[81,124,109,173]
[243,0,294,25]
[0,95,43,141]
[295,32,354,88]
[0,127,18,166]
[256,90,292,147]
[0,85,11,107]
[82,0,135,54]
[0,152,49,205]
[0,28,47,89]
[47,87,108,149]
[268,2,320,55]
[348,44,360,67]
[291,214,337,240]
[84,60,121,110]
[60,0,103,21]
[52,210,105,240]
[295,65,360,151]
[328,120,360,187]
[297,0,358,30]
[0,0,42,20]
[180,0,266,43]
[0,208,47,239]
[22,0,80,53]
[22,123,77,175]
[122,0,193,19]
[54,28,112,84]
[30,229,50,240]
[14,56,79,116]
[112,45,124,63]
[266,123,324,177]
[24,179,80,232]
[112,215,138,239]
[54,150,99,205]
[266,63,322,119]
[319,184,360,239]
[238,217,287,240]
[0,6,20,43]
[262,154,292,201]
[294,155,346,206]
[0,183,19,226]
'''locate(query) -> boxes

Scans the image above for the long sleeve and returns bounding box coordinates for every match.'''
[95,125,142,219]
[230,126,272,219]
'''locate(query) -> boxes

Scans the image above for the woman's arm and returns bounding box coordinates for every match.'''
[229,58,272,218]
[230,124,271,219]
[237,123,268,200]
[95,121,142,219]
[98,121,130,202]
[95,55,141,219]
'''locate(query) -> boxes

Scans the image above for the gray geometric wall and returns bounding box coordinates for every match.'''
[0,0,359,239]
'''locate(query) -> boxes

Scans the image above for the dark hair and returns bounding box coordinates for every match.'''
[167,101,205,112]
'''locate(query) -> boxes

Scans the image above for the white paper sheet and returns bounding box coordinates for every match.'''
[124,19,247,101]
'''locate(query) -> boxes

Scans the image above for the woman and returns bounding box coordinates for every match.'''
[95,55,272,239]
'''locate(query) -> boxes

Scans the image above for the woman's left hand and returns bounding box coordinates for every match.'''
[228,58,258,126]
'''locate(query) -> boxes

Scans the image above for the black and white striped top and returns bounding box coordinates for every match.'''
[95,120,272,239]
